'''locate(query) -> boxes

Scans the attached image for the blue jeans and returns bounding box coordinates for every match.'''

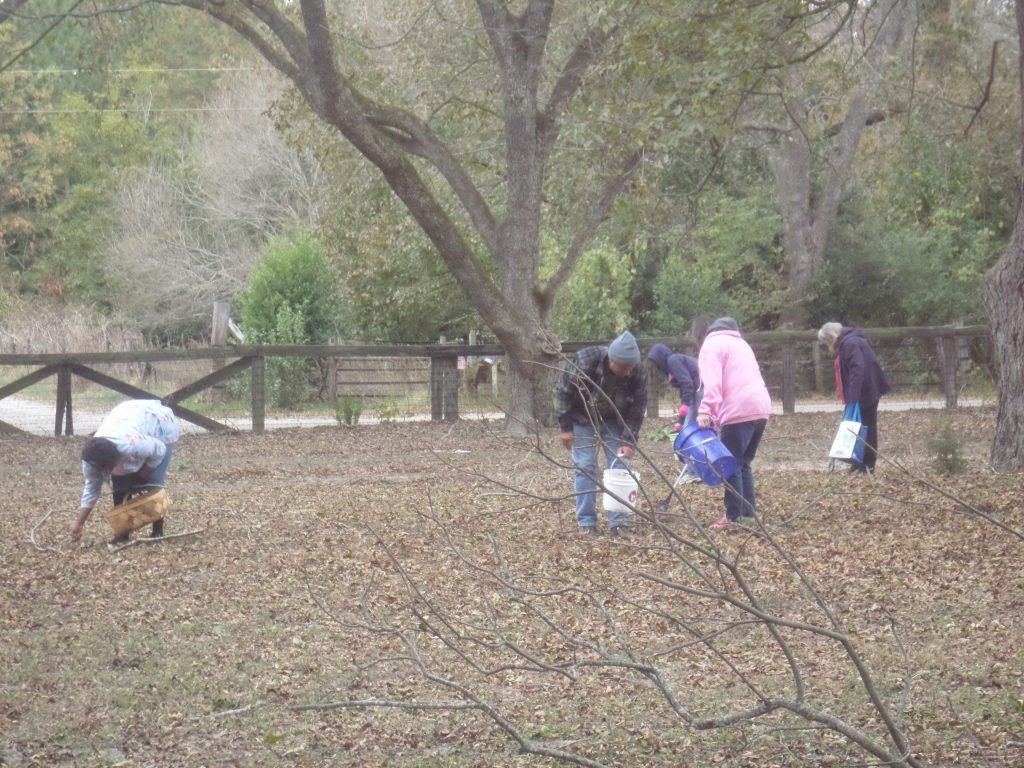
[112,445,173,505]
[571,423,630,529]
[719,420,766,521]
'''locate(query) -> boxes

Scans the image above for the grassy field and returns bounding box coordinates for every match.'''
[1,408,1021,767]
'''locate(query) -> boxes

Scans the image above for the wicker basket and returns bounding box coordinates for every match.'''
[103,488,170,536]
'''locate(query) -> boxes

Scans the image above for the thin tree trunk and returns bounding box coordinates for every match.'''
[767,0,911,329]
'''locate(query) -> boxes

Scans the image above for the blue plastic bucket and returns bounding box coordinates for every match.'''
[673,424,737,487]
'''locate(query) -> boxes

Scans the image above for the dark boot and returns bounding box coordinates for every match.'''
[150,519,165,538]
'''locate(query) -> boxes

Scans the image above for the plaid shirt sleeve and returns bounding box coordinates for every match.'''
[555,346,606,432]
[622,363,648,440]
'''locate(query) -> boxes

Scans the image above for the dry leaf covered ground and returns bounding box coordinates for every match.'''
[1,407,1022,767]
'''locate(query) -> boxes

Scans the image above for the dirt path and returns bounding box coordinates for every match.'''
[0,394,991,436]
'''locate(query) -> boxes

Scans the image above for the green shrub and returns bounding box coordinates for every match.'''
[377,399,400,424]
[648,191,784,334]
[335,395,364,426]
[249,304,312,409]
[551,240,633,341]
[646,424,678,443]
[929,419,966,475]
[240,232,342,343]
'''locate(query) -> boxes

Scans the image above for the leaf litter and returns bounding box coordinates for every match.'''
[0,408,1021,767]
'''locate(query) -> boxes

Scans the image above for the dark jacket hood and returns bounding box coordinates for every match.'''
[839,327,867,345]
[647,343,672,373]
[708,317,740,333]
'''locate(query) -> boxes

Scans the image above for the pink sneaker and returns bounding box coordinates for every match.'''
[709,515,732,530]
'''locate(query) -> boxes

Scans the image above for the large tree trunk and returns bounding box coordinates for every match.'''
[982,0,1024,470]
[504,343,560,434]
[983,228,1024,470]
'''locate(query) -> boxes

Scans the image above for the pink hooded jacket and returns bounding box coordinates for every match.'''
[697,323,772,427]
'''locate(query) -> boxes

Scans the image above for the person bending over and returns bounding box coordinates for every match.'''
[72,399,180,544]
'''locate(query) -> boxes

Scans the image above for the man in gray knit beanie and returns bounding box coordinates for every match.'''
[554,330,647,539]
[607,330,642,366]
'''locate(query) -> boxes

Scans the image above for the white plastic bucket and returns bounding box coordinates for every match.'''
[602,465,640,513]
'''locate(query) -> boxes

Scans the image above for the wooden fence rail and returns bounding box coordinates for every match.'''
[0,325,990,436]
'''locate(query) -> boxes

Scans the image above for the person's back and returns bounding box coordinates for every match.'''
[695,318,771,529]
[820,322,890,475]
[836,327,891,406]
[74,399,180,544]
[698,325,770,427]
[96,399,180,444]
[648,343,698,398]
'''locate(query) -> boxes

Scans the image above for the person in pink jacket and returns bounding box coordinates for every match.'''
[695,317,772,529]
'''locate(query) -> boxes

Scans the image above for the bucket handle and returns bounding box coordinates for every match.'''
[610,454,631,470]
[123,483,166,504]
[688,436,723,449]
[610,455,641,481]
[128,483,165,494]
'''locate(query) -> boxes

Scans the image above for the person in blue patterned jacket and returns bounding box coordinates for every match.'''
[72,399,180,544]
[555,330,647,538]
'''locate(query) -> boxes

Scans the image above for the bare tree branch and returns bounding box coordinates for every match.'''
[0,0,86,72]
[963,40,1001,138]
[540,150,646,310]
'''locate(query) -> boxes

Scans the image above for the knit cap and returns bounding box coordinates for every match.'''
[607,330,641,366]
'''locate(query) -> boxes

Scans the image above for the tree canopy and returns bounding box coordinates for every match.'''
[0,0,1018,426]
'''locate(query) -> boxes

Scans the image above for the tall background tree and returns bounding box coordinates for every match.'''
[742,0,914,328]
[983,0,1024,470]
[141,0,837,431]
[0,0,247,316]
[106,73,331,337]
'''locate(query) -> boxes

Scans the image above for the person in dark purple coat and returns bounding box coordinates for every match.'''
[647,343,700,429]
[818,323,892,474]
[648,342,703,485]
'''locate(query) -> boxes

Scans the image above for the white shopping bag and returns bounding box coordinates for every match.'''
[828,403,867,463]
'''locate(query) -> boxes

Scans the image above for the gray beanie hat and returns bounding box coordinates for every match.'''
[607,330,641,366]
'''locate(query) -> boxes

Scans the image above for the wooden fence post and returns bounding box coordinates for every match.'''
[326,356,338,402]
[209,301,230,402]
[781,340,796,415]
[211,301,229,346]
[444,356,459,421]
[939,331,958,409]
[55,364,73,436]
[647,360,661,419]
[431,355,459,421]
[251,355,265,434]
[430,356,443,421]
[465,330,478,392]
[812,341,823,394]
